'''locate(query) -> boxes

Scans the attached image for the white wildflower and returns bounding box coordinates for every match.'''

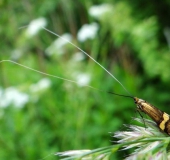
[0,87,29,108]
[74,73,91,87]
[46,33,72,56]
[30,78,51,93]
[77,23,99,42]
[71,52,85,62]
[89,4,112,18]
[26,17,47,37]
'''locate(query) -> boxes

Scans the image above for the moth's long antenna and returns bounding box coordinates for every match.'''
[108,91,133,99]
[0,60,98,90]
[0,60,133,99]
[41,27,132,96]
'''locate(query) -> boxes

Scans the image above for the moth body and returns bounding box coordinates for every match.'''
[134,97,170,135]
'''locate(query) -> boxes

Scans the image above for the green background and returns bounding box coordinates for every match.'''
[1,0,170,159]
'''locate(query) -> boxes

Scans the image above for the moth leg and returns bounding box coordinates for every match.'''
[137,109,146,129]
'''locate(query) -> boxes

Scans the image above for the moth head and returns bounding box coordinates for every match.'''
[134,97,145,110]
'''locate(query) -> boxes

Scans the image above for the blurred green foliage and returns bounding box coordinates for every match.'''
[1,0,170,159]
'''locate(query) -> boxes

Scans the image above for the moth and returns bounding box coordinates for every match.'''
[134,97,170,135]
[108,91,170,135]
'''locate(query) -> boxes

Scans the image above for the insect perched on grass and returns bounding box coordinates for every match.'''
[134,97,170,135]
[2,27,170,136]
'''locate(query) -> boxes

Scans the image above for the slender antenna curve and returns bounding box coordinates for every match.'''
[108,91,133,99]
[41,27,133,96]
[0,60,98,90]
[0,60,133,99]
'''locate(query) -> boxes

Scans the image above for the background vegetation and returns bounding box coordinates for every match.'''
[1,0,170,159]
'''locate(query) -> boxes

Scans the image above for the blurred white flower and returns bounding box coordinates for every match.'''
[71,52,85,62]
[11,49,22,60]
[0,87,29,108]
[74,73,91,87]
[30,78,51,93]
[26,17,47,37]
[77,23,99,42]
[89,4,112,18]
[46,33,72,56]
